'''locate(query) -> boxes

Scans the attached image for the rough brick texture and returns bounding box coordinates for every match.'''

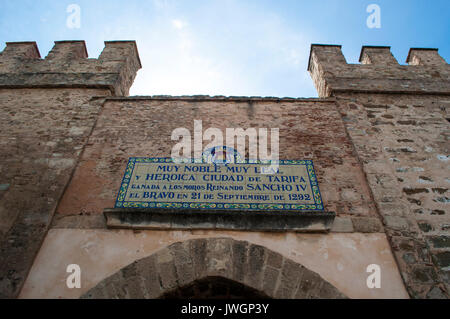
[308,45,449,96]
[54,96,377,227]
[0,41,141,96]
[1,39,448,299]
[0,41,141,298]
[309,45,450,298]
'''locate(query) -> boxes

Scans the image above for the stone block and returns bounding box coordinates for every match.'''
[351,217,383,233]
[261,266,280,297]
[384,216,410,231]
[331,217,354,233]
[275,259,304,299]
[246,244,267,290]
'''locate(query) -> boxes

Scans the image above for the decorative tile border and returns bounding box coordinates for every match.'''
[115,158,324,211]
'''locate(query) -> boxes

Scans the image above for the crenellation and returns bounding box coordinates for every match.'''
[99,41,142,96]
[308,45,347,97]
[407,48,447,66]
[0,40,141,96]
[99,41,142,67]
[45,41,88,61]
[308,44,347,69]
[0,42,41,59]
[0,39,448,299]
[309,44,450,97]
[359,46,398,65]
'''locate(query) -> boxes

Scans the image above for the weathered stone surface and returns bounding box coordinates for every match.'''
[205,238,233,277]
[80,238,347,299]
[104,208,336,232]
[262,266,280,297]
[351,217,384,233]
[58,96,377,222]
[266,250,283,269]
[309,44,449,298]
[0,40,142,299]
[411,265,439,284]
[309,45,450,96]
[190,238,208,279]
[120,262,146,299]
[428,236,450,249]
[231,240,248,282]
[154,248,178,290]
[170,241,195,287]
[384,216,410,230]
[274,259,305,299]
[0,41,141,96]
[246,244,267,290]
[317,282,347,299]
[426,286,447,299]
[432,252,450,268]
[331,217,354,233]
[133,255,162,298]
[2,40,449,300]
[295,266,323,299]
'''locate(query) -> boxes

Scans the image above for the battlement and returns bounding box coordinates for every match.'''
[0,40,142,96]
[308,44,450,97]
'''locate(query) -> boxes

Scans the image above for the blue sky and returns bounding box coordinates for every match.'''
[1,0,449,97]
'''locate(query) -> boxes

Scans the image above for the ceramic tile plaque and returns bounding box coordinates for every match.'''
[115,158,324,211]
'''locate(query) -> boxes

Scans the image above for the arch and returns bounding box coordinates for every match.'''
[160,276,271,299]
[81,238,347,299]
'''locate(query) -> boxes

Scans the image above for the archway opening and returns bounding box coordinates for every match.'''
[160,276,270,299]
[82,238,347,299]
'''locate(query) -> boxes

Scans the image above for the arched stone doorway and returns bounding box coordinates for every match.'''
[82,238,347,299]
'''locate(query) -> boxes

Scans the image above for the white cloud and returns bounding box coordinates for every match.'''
[127,0,319,97]
[171,19,186,30]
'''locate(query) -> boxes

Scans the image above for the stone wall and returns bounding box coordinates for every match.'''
[53,96,379,228]
[3,39,447,299]
[308,45,450,96]
[20,230,407,299]
[0,41,141,298]
[0,41,141,96]
[25,95,402,299]
[309,45,449,298]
